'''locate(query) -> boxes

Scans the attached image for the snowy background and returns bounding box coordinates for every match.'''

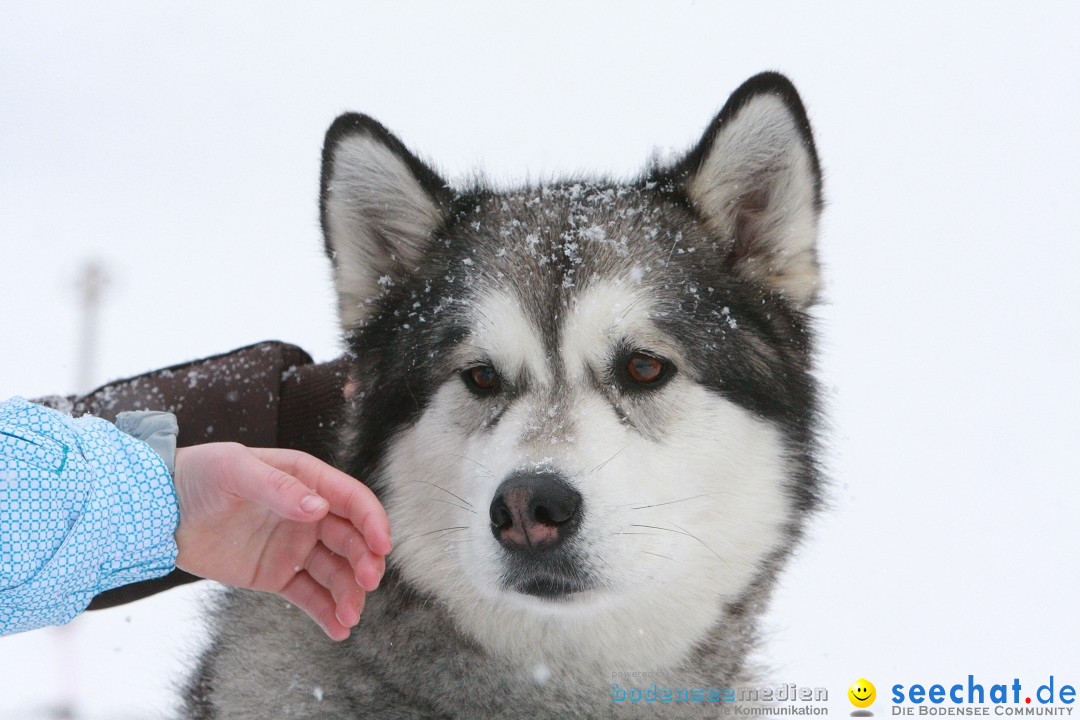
[2,2,1079,717]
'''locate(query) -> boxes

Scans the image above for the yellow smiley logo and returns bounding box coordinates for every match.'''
[848,678,876,708]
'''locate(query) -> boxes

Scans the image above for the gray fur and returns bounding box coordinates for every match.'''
[184,72,824,719]
[188,573,769,719]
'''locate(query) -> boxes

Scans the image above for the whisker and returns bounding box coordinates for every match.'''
[640,550,676,562]
[665,235,681,266]
[393,526,469,548]
[620,296,647,320]
[451,454,496,478]
[629,523,688,535]
[671,522,729,568]
[471,304,496,332]
[429,498,478,514]
[629,523,729,568]
[404,375,420,413]
[413,479,474,508]
[628,491,727,511]
[590,443,630,474]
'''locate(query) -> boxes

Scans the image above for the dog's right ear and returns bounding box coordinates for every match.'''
[320,114,450,331]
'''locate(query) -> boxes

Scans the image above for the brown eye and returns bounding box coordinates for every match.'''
[625,353,668,385]
[464,365,500,393]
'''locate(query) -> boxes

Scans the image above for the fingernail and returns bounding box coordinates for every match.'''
[301,495,328,513]
[356,571,378,592]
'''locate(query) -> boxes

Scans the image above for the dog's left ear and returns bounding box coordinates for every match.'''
[676,72,823,309]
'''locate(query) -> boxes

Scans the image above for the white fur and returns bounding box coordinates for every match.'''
[324,133,443,329]
[455,292,552,387]
[380,282,793,674]
[686,94,820,308]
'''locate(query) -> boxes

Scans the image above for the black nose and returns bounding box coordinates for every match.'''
[489,473,582,551]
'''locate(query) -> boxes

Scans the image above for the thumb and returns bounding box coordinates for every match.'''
[237,453,329,522]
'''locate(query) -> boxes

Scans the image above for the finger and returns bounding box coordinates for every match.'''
[228,449,329,522]
[251,448,392,554]
[253,449,391,551]
[357,553,386,594]
[342,483,393,556]
[318,515,372,572]
[317,515,387,591]
[280,571,351,641]
[304,543,366,626]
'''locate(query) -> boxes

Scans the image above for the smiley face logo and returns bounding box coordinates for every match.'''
[848,678,876,708]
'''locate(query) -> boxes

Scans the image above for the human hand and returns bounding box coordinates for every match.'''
[171,443,391,640]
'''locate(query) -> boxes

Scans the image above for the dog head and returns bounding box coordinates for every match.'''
[320,73,822,667]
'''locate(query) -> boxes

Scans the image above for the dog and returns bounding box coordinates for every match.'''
[185,71,823,719]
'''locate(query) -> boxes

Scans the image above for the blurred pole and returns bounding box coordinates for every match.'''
[75,260,110,395]
[48,260,110,720]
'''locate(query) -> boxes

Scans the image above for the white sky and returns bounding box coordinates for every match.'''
[2,2,1078,717]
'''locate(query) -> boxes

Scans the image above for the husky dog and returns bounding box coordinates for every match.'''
[186,72,823,719]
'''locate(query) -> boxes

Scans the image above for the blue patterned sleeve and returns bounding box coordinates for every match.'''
[0,397,180,635]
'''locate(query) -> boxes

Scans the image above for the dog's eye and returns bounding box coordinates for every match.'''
[624,353,670,386]
[463,365,500,394]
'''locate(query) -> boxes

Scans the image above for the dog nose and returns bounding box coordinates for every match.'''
[489,473,582,551]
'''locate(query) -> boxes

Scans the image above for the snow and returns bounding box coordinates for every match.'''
[1,2,1079,719]
[532,663,552,685]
